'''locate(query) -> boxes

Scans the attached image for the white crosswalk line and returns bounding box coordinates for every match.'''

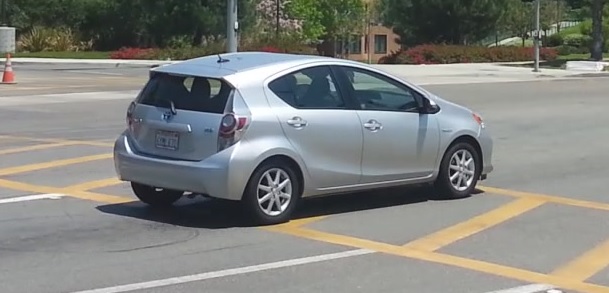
[483,284,557,293]
[0,193,65,204]
[0,90,139,106]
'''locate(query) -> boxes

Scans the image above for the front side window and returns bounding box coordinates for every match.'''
[338,66,421,112]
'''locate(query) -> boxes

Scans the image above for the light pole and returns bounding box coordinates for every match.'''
[522,0,540,72]
[275,0,280,40]
[1,0,7,26]
[226,0,238,53]
[365,3,371,64]
[533,0,541,72]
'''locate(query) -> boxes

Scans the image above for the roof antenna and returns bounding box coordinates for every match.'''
[217,53,229,63]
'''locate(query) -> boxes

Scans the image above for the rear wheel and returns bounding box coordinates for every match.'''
[434,141,481,199]
[242,160,302,225]
[131,182,184,207]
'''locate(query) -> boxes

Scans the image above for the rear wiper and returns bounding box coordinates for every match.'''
[160,98,177,115]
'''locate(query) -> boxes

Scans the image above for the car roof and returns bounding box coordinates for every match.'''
[151,51,340,79]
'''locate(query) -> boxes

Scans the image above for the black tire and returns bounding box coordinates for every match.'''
[131,182,184,207]
[433,141,481,200]
[242,159,302,226]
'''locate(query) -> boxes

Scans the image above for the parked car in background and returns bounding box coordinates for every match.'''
[113,51,494,225]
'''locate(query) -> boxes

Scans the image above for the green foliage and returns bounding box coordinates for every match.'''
[380,0,508,46]
[8,0,259,51]
[8,0,364,53]
[579,18,609,49]
[546,34,564,47]
[17,26,92,52]
[498,0,534,40]
[563,32,592,47]
[554,44,590,55]
[285,0,326,42]
[317,0,366,40]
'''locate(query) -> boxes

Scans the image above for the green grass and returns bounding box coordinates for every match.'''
[557,53,592,60]
[502,38,534,47]
[12,51,111,59]
[557,25,583,37]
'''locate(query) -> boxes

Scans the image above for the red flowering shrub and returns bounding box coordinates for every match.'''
[378,45,558,64]
[110,44,316,61]
[110,47,158,59]
[260,45,282,53]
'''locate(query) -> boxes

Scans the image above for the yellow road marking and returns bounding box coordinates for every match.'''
[271,216,328,229]
[266,225,609,293]
[64,177,122,191]
[0,135,113,147]
[402,198,545,252]
[550,238,609,281]
[0,141,79,155]
[0,178,133,204]
[480,186,609,212]
[0,153,112,176]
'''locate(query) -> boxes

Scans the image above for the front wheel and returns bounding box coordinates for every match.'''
[434,142,481,199]
[131,182,184,207]
[242,160,302,225]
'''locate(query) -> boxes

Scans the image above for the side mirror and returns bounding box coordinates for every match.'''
[420,98,440,114]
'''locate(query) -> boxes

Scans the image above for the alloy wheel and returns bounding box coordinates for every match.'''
[448,149,476,192]
[256,168,293,216]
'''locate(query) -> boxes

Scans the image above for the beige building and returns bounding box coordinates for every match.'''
[316,0,401,63]
[344,25,401,63]
[343,0,401,63]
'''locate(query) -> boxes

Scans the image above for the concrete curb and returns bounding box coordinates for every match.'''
[1,58,179,67]
[0,57,535,66]
[567,72,609,77]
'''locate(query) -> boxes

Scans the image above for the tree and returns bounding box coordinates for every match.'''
[254,0,325,43]
[379,0,508,46]
[317,0,365,48]
[498,0,535,46]
[566,0,606,60]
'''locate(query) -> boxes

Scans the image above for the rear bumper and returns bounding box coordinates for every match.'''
[113,132,242,200]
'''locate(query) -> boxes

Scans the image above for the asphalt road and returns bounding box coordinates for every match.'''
[1,64,609,293]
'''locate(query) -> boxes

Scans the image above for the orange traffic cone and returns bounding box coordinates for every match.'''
[1,53,17,84]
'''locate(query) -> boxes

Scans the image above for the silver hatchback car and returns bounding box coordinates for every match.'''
[113,52,493,225]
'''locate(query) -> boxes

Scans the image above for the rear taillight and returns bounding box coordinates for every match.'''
[126,101,137,131]
[217,89,251,151]
[219,113,248,138]
[217,113,250,151]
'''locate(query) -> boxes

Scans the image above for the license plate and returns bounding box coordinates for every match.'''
[155,130,179,150]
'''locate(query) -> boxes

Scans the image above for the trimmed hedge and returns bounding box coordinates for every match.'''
[378,45,558,64]
[110,43,317,60]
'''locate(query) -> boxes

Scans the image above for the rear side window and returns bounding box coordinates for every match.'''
[268,65,345,109]
[137,73,232,114]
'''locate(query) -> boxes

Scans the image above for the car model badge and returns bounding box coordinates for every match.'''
[162,111,173,120]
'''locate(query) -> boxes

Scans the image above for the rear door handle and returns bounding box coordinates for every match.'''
[287,117,307,128]
[363,119,382,131]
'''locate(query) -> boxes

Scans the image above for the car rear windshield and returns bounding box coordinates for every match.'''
[137,72,232,114]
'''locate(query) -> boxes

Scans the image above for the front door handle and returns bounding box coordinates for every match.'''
[287,117,308,128]
[363,119,382,131]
